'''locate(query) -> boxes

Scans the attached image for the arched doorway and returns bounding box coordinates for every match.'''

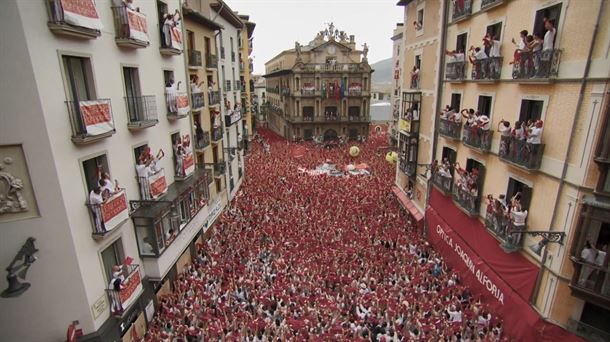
[323,129,338,141]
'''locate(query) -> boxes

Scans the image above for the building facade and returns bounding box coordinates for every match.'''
[389,23,404,146]
[0,0,250,340]
[264,24,372,142]
[237,14,256,142]
[393,0,610,340]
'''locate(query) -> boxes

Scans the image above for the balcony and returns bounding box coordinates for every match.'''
[66,99,116,144]
[570,258,610,311]
[220,47,225,59]
[159,24,182,56]
[462,127,493,152]
[165,92,190,120]
[107,263,143,316]
[209,91,220,106]
[188,50,202,68]
[567,318,610,342]
[498,136,545,171]
[438,118,462,140]
[111,6,149,48]
[206,54,218,69]
[212,127,223,142]
[485,211,526,252]
[348,89,363,96]
[191,92,205,110]
[46,0,101,39]
[431,171,453,195]
[512,49,562,81]
[87,189,130,239]
[480,0,506,11]
[126,96,158,130]
[225,81,232,92]
[446,61,466,81]
[452,185,480,217]
[281,88,290,96]
[300,89,316,97]
[471,57,503,81]
[399,158,416,177]
[212,163,226,178]
[303,114,315,122]
[301,63,362,73]
[410,75,420,90]
[195,131,210,150]
[452,0,472,22]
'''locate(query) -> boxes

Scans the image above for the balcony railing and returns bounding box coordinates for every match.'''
[188,49,202,67]
[107,264,143,316]
[220,47,225,59]
[206,54,218,69]
[438,118,462,140]
[453,185,480,216]
[138,168,168,200]
[213,163,226,177]
[432,172,453,194]
[324,114,340,122]
[212,127,223,142]
[209,91,220,105]
[471,57,503,81]
[165,92,189,119]
[46,0,101,39]
[462,127,493,152]
[111,6,149,48]
[301,89,315,96]
[567,318,610,342]
[446,61,466,81]
[570,258,610,306]
[399,159,416,177]
[485,211,526,250]
[125,96,157,129]
[225,81,232,92]
[452,0,473,22]
[512,49,562,80]
[195,130,210,150]
[498,136,545,170]
[301,63,362,73]
[87,189,129,238]
[191,92,205,110]
[66,99,116,144]
[481,0,505,11]
[348,89,363,96]
[349,115,364,122]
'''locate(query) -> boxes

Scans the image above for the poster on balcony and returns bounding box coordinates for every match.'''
[119,267,142,309]
[182,153,195,177]
[176,94,190,116]
[148,169,168,199]
[170,26,183,50]
[127,8,148,43]
[60,0,103,30]
[79,100,114,136]
[101,191,129,232]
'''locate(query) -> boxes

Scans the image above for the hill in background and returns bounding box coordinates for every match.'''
[370,57,393,86]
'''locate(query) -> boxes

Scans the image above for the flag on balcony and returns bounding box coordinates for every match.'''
[170,26,183,50]
[59,0,103,30]
[126,8,149,42]
[340,79,345,99]
[335,80,340,101]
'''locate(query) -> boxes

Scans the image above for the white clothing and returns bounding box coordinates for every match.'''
[517,38,526,50]
[136,164,149,178]
[527,127,543,144]
[450,53,465,62]
[489,40,501,57]
[101,179,115,195]
[474,50,488,60]
[89,191,104,205]
[581,247,596,264]
[499,124,511,137]
[543,28,556,51]
[595,251,607,267]
[511,210,528,226]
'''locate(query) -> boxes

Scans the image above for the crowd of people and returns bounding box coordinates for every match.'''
[142,129,508,341]
[510,18,557,77]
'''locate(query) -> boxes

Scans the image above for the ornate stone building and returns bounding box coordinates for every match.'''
[264,23,372,141]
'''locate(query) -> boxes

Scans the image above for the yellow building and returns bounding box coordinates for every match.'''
[237,14,256,141]
[263,24,372,141]
[395,0,610,339]
[183,0,227,200]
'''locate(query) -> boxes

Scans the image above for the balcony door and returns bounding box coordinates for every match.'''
[101,239,125,283]
[63,56,95,131]
[506,178,532,211]
[82,154,109,194]
[123,67,142,122]
[519,99,544,123]
[441,146,457,176]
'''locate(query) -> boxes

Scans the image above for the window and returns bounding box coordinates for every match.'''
[416,9,424,30]
[163,70,174,87]
[82,154,109,194]
[441,146,457,175]
[204,37,211,56]
[451,93,461,111]
[63,56,95,102]
[134,144,148,165]
[477,95,493,118]
[101,239,125,282]
[415,55,422,69]
[123,67,143,122]
[187,30,194,51]
[533,4,562,44]
[230,37,234,53]
[456,33,468,53]
[506,178,532,211]
[348,106,361,117]
[485,22,502,55]
[519,99,544,123]
[221,66,226,84]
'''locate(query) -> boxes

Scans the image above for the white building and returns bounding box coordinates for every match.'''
[212,0,245,201]
[390,23,403,146]
[0,0,228,340]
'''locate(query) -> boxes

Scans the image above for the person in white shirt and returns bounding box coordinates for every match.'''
[526,120,543,144]
[89,187,105,233]
[579,241,597,285]
[510,30,528,65]
[543,19,556,51]
[484,34,502,78]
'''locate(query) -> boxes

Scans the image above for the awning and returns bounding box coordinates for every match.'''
[427,188,583,342]
[392,186,423,229]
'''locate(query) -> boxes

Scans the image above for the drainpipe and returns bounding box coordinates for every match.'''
[530,0,605,310]
[213,29,231,206]
[424,0,448,234]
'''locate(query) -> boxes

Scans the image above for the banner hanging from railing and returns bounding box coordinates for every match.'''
[148,169,168,199]
[101,191,129,231]
[79,99,114,135]
[176,94,190,115]
[127,8,148,42]
[170,26,183,50]
[60,0,103,30]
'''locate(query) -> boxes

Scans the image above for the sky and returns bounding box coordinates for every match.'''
[224,0,404,74]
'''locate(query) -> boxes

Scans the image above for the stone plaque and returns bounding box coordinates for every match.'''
[0,145,39,222]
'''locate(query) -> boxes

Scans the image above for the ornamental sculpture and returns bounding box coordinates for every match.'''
[2,237,38,298]
[0,158,28,215]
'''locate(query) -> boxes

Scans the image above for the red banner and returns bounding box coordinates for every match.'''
[127,8,148,42]
[119,269,141,303]
[182,153,195,176]
[149,170,167,199]
[60,0,103,30]
[101,191,129,231]
[79,100,114,135]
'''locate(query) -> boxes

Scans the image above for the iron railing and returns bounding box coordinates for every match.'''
[570,258,610,304]
[87,189,128,236]
[301,63,361,72]
[137,168,166,200]
[567,318,610,342]
[438,118,462,140]
[111,6,149,44]
[165,91,188,117]
[125,96,157,128]
[481,0,504,11]
[206,54,218,68]
[498,135,545,170]
[301,89,315,96]
[452,0,473,22]
[471,57,503,80]
[512,49,561,80]
[453,185,480,216]
[212,127,223,141]
[446,61,466,81]
[106,264,141,316]
[66,99,115,141]
[47,0,101,36]
[191,92,205,109]
[432,172,453,194]
[188,49,202,67]
[209,91,220,105]
[399,159,416,177]
[485,211,526,249]
[196,130,210,150]
[462,127,493,152]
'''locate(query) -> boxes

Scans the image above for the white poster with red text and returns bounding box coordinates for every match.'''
[101,191,129,232]
[148,169,168,199]
[79,99,114,135]
[176,94,190,116]
[60,0,103,30]
[127,8,149,43]
[182,153,195,177]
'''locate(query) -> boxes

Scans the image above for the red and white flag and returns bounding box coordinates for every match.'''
[79,99,114,135]
[148,169,168,199]
[171,26,183,50]
[176,94,190,115]
[60,0,103,30]
[127,8,148,42]
[182,153,195,177]
[101,191,129,232]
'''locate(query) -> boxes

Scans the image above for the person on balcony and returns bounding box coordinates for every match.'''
[412,20,422,31]
[410,66,420,89]
[468,46,488,79]
[509,30,528,65]
[510,206,528,246]
[474,115,491,148]
[174,136,186,177]
[165,79,180,113]
[89,186,104,233]
[195,122,205,149]
[579,241,597,286]
[483,34,502,77]
[540,19,557,76]
[525,120,543,167]
[108,265,125,314]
